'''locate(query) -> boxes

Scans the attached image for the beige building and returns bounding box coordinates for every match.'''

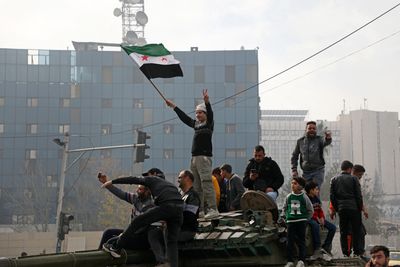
[338,109,400,194]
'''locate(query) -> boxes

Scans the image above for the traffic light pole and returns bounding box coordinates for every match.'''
[53,133,145,253]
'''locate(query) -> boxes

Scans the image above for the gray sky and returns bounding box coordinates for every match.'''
[1,0,399,121]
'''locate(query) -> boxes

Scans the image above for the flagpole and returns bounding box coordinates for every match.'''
[147,78,167,102]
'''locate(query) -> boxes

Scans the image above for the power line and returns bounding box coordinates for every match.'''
[1,2,399,140]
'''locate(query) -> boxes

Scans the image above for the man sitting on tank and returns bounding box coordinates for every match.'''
[98,171,155,250]
[243,145,284,202]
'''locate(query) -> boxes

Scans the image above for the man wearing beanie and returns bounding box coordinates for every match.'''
[283,176,313,267]
[165,89,218,219]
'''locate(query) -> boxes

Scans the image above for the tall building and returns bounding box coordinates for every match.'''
[338,109,400,194]
[260,110,341,183]
[0,47,259,227]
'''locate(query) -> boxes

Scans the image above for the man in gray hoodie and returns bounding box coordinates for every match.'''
[291,121,332,187]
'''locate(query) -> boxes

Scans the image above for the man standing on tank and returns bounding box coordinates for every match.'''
[165,89,218,219]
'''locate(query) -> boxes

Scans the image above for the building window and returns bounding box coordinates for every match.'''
[26,149,37,160]
[194,98,203,107]
[225,124,236,133]
[47,175,58,188]
[163,149,174,159]
[0,97,4,106]
[60,98,70,108]
[102,66,113,83]
[12,215,34,225]
[0,149,3,159]
[225,65,235,83]
[27,124,38,134]
[133,98,144,109]
[101,124,112,135]
[23,189,33,199]
[163,124,174,134]
[71,83,80,98]
[27,98,38,107]
[59,124,70,134]
[225,149,247,158]
[0,123,4,134]
[101,98,112,108]
[100,150,112,159]
[224,98,235,107]
[28,49,49,65]
[194,65,205,83]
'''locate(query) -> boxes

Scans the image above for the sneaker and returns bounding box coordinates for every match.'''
[284,262,294,267]
[310,249,322,260]
[198,211,205,218]
[296,260,305,267]
[321,247,332,256]
[322,253,332,261]
[204,209,219,219]
[102,242,122,258]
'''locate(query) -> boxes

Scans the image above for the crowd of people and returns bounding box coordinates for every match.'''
[95,90,387,267]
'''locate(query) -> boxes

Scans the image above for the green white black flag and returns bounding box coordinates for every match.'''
[122,43,183,79]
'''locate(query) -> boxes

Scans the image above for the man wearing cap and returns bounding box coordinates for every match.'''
[166,89,218,219]
[99,168,183,267]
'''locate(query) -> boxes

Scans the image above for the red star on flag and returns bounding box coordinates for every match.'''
[141,55,149,61]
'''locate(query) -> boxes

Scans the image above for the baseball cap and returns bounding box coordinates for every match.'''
[142,168,165,179]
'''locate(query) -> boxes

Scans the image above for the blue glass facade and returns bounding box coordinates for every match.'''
[0,47,259,227]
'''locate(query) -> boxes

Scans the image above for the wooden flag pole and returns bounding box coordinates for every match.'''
[147,78,167,102]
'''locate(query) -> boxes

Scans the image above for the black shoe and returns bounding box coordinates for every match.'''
[102,242,122,258]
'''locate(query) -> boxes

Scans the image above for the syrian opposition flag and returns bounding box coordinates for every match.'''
[122,43,183,79]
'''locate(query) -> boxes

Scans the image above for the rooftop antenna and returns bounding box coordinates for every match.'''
[363,98,368,110]
[342,99,346,114]
[113,0,148,45]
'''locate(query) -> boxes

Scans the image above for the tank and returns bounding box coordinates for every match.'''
[0,191,366,267]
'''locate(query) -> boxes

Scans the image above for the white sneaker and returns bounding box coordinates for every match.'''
[296,260,305,267]
[310,248,322,260]
[204,209,219,219]
[198,211,205,218]
[284,262,294,267]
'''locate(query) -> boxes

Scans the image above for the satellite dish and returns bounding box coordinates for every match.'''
[136,37,147,46]
[125,31,138,44]
[135,11,148,26]
[113,8,122,17]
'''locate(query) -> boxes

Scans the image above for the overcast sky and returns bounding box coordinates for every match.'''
[1,0,399,121]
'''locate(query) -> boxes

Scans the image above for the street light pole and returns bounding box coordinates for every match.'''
[55,133,69,253]
[52,133,145,253]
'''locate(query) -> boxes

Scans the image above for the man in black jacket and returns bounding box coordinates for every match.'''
[330,160,363,257]
[243,145,284,201]
[166,89,218,219]
[100,169,183,267]
[148,170,201,266]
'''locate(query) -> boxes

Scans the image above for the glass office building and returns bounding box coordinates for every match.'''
[0,47,259,227]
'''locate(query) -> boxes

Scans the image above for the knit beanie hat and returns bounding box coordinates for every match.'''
[195,103,207,113]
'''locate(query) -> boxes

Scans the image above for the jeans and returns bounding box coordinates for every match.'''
[191,156,217,212]
[302,168,325,188]
[309,219,336,250]
[116,203,183,267]
[266,191,278,202]
[98,228,150,250]
[287,221,306,262]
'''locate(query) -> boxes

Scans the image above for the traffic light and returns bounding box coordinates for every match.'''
[57,212,74,241]
[135,130,150,163]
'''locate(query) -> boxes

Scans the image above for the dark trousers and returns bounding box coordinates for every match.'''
[339,209,362,256]
[99,228,150,250]
[116,203,183,267]
[287,221,306,262]
[309,219,336,250]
